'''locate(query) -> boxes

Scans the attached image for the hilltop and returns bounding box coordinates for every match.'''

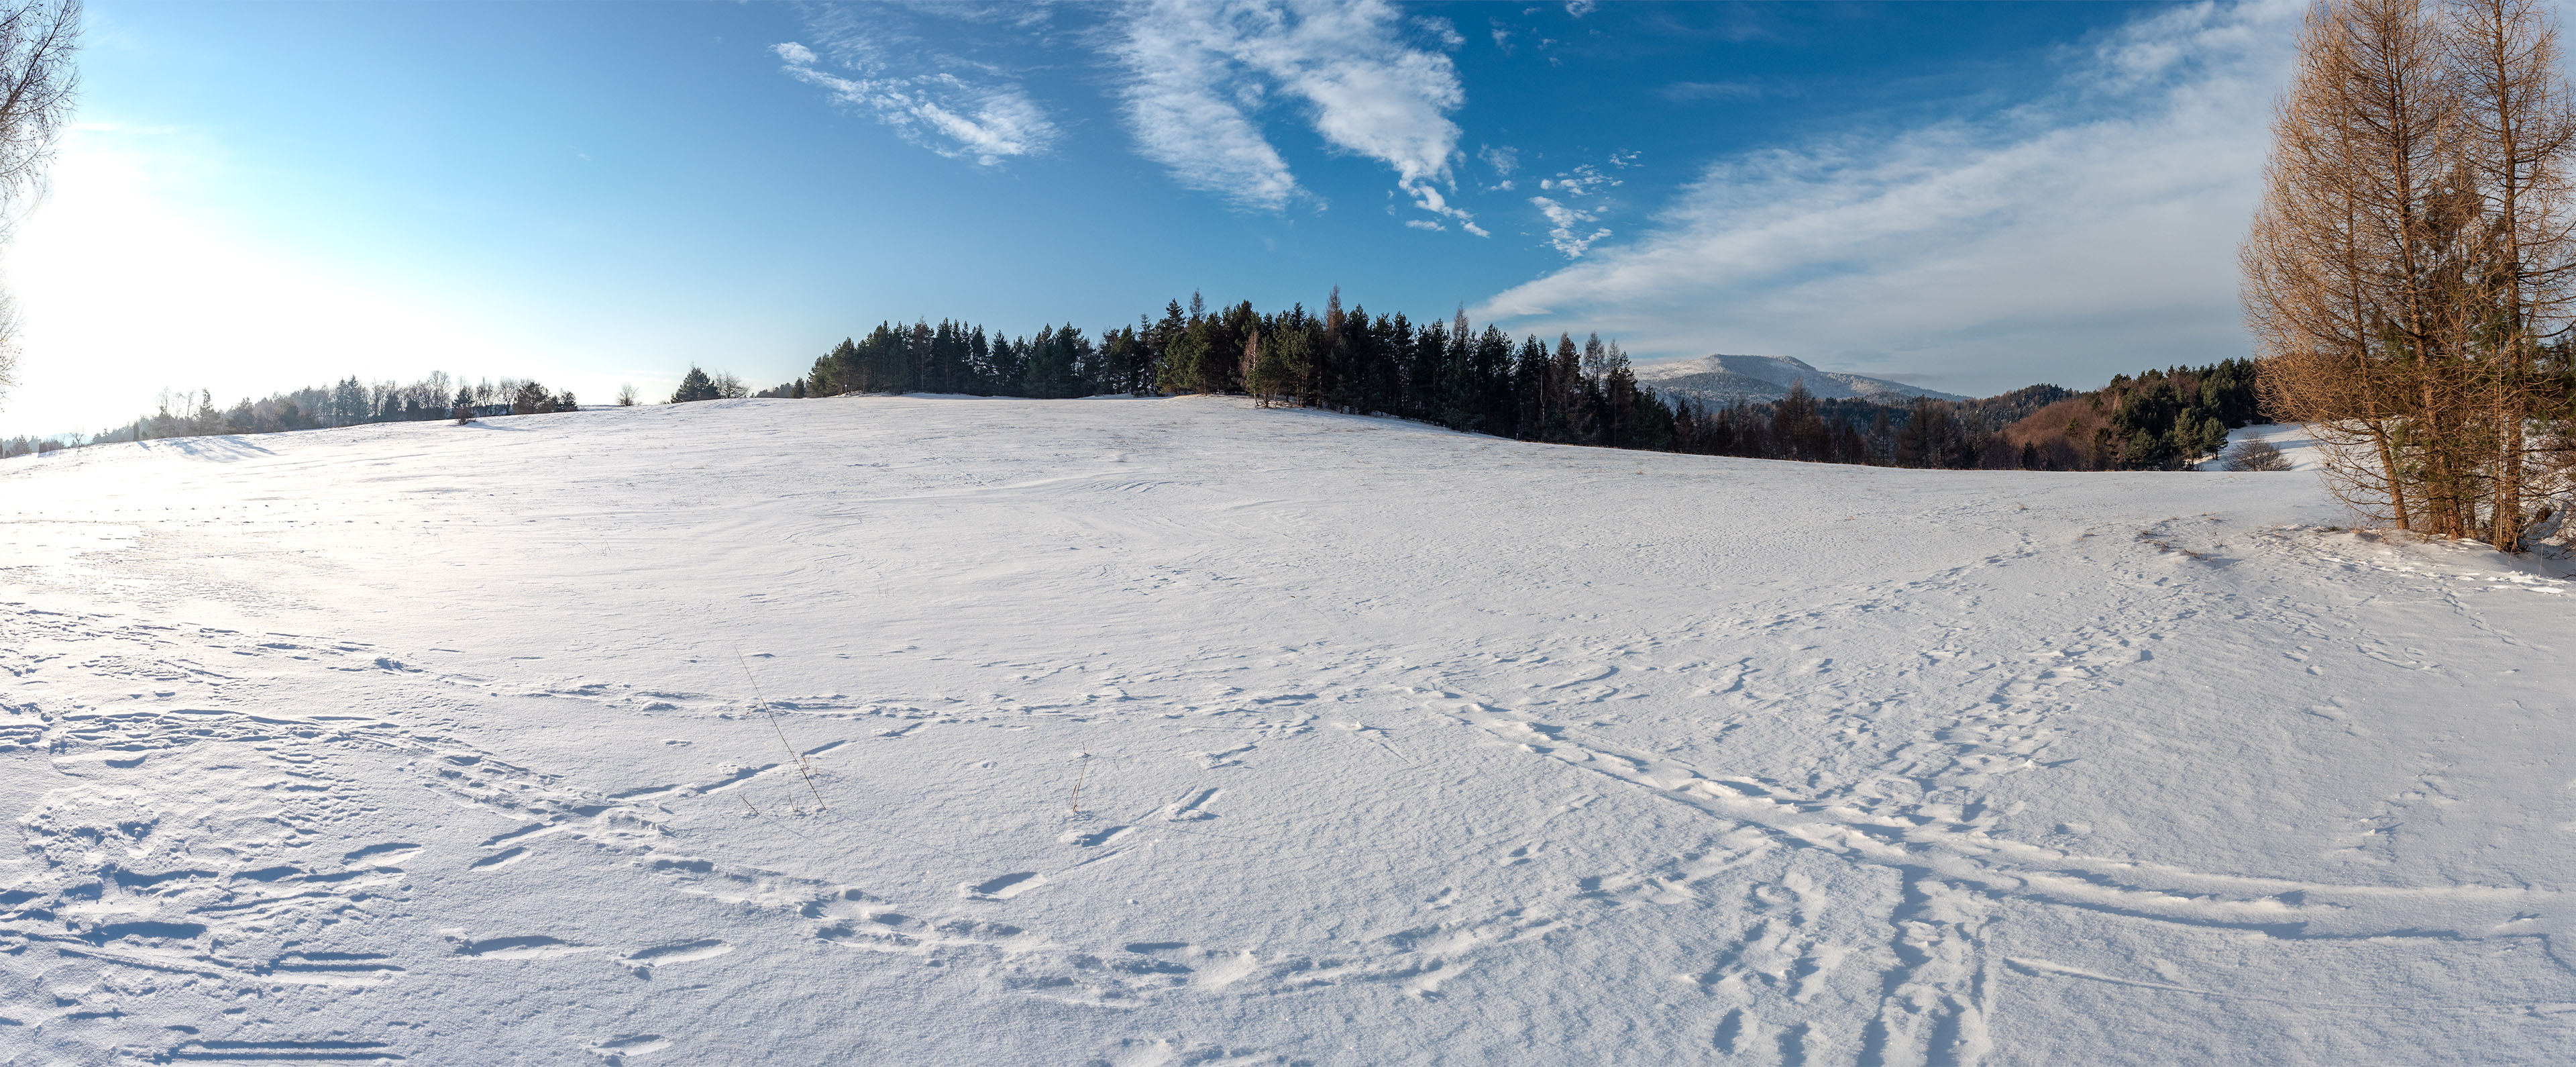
[1632,353,1968,406]
[2,397,2571,1064]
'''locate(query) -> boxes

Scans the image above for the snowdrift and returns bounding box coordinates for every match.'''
[3,397,2571,1065]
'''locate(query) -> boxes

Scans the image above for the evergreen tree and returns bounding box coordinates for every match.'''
[672,366,720,403]
[511,380,553,415]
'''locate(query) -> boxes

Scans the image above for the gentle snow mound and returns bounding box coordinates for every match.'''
[2,397,2571,1064]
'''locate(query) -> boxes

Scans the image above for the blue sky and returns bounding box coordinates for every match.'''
[11,1,2298,437]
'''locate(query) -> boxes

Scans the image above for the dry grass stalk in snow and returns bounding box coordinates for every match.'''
[738,650,826,812]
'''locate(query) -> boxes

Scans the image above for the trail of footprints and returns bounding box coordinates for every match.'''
[0,576,2218,1065]
[3,608,1587,1063]
[1424,529,2574,1062]
[11,523,2562,1064]
[0,611,771,1058]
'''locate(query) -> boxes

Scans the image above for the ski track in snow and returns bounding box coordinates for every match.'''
[2,397,2573,1064]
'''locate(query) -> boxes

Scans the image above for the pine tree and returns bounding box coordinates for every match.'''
[672,366,720,403]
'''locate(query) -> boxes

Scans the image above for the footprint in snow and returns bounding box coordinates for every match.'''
[1061,825,1131,847]
[451,934,601,960]
[588,1033,671,1061]
[469,846,529,870]
[962,871,1043,901]
[1161,787,1220,821]
[618,939,733,976]
[341,842,422,864]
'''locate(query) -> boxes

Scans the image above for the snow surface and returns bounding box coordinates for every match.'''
[3,396,2573,1065]
[1632,354,1966,405]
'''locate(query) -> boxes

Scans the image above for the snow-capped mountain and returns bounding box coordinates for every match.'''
[1632,353,1967,405]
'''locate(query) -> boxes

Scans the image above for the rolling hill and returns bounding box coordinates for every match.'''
[2,397,2569,1064]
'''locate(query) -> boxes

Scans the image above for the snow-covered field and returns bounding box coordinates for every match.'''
[3,397,2571,1065]
[2196,423,2328,472]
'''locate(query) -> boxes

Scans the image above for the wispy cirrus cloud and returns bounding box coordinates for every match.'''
[1108,0,1482,234]
[773,7,1058,166]
[1114,5,1303,210]
[1479,0,2300,393]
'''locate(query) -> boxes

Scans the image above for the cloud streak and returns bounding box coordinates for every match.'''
[773,8,1059,166]
[1479,0,2301,393]
[1114,5,1303,209]
[1108,0,1481,232]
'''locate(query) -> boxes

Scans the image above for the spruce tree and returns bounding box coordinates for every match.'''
[672,366,720,403]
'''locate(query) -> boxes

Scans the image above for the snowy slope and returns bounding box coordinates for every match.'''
[3,397,2573,1066]
[1633,354,1967,405]
[2194,421,2328,472]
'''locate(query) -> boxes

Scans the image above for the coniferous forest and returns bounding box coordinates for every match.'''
[10,291,2269,473]
[771,289,2268,472]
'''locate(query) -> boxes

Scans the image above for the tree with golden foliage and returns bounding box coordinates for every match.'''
[2245,0,2576,548]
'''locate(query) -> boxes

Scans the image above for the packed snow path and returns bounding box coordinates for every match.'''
[2,397,2571,1065]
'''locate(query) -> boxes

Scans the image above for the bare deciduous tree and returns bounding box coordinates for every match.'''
[0,0,78,409]
[2225,438,2297,471]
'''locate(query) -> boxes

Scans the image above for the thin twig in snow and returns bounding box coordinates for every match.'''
[737,648,827,812]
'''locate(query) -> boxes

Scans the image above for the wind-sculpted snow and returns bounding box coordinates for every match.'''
[1,396,2571,1064]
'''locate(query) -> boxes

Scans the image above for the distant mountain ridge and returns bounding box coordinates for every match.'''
[1632,354,1966,407]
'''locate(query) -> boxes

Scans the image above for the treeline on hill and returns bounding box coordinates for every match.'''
[1,375,586,458]
[3,295,2268,474]
[761,291,2267,471]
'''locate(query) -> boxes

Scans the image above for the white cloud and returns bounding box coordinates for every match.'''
[1112,7,1302,209]
[1477,0,2300,394]
[1405,218,1444,231]
[1540,162,1620,197]
[1477,144,1518,192]
[771,9,1059,167]
[1523,157,1625,256]
[1108,0,1479,233]
[1530,195,1609,258]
